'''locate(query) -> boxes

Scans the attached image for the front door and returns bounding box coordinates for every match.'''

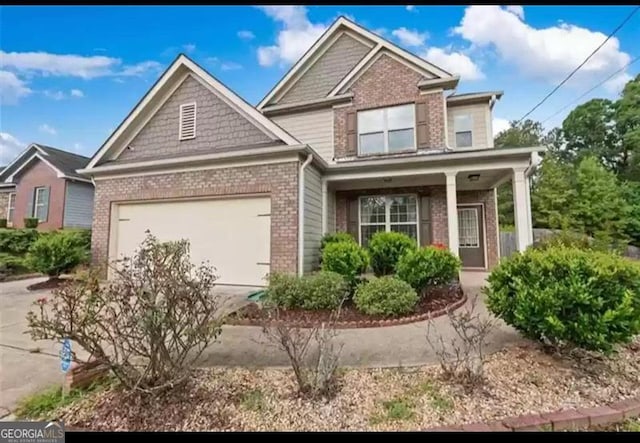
[458,205,485,268]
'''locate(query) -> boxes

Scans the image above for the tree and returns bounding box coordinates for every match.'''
[616,74,640,181]
[621,181,640,246]
[531,155,576,230]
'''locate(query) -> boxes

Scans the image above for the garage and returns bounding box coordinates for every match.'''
[111,196,271,287]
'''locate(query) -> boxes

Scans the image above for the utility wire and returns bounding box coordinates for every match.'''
[540,54,640,125]
[515,5,639,124]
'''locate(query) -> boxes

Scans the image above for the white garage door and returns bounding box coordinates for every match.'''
[112,196,270,286]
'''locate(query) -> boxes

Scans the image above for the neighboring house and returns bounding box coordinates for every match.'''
[0,144,94,230]
[79,17,542,287]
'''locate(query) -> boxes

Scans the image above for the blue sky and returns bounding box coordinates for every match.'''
[1,5,638,164]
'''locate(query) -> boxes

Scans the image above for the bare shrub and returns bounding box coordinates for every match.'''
[260,306,344,398]
[27,231,224,393]
[426,294,496,387]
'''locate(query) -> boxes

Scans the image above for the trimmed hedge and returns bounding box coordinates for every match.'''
[24,218,39,229]
[0,229,40,255]
[354,276,418,317]
[321,241,369,286]
[26,231,89,278]
[265,271,349,311]
[396,246,461,294]
[484,246,640,353]
[367,231,417,276]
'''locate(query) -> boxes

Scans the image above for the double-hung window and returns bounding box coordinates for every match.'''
[33,187,49,222]
[454,114,473,148]
[359,195,418,247]
[358,104,415,155]
[7,192,16,225]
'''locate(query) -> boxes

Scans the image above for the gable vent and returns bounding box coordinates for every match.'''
[179,102,196,140]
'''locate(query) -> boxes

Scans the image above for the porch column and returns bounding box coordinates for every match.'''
[512,167,532,251]
[445,171,459,257]
[321,177,328,234]
[525,175,533,245]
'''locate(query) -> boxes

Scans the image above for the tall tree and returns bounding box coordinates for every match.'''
[615,74,640,181]
[531,155,576,230]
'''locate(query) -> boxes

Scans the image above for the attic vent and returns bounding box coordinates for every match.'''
[179,102,196,140]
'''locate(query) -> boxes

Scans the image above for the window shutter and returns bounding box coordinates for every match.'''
[346,111,357,153]
[41,186,50,222]
[416,101,429,149]
[347,198,359,242]
[179,103,196,140]
[420,195,432,246]
[26,188,35,219]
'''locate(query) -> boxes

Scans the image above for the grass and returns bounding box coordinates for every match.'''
[14,380,110,420]
[240,389,267,412]
[412,381,454,413]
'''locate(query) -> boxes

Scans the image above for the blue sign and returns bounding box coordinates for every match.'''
[60,338,72,373]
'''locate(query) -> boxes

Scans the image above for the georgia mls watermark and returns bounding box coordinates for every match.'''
[0,421,65,443]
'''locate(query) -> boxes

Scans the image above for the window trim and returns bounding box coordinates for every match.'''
[358,194,420,246]
[453,113,473,148]
[457,207,480,248]
[33,187,48,222]
[6,192,16,226]
[357,104,417,156]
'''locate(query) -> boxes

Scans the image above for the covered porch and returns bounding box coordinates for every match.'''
[321,148,541,270]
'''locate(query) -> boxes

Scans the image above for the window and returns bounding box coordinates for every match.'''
[359,195,418,247]
[358,104,415,155]
[33,187,49,222]
[7,192,16,225]
[458,208,479,248]
[454,114,473,148]
[179,102,196,140]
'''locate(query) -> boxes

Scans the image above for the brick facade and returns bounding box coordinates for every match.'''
[9,159,67,230]
[335,186,499,269]
[334,53,446,158]
[91,162,299,275]
[0,191,10,222]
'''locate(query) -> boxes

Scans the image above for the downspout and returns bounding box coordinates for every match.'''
[298,153,313,277]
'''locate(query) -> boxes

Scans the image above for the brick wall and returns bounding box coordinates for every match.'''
[0,192,10,222]
[334,53,446,158]
[91,162,299,275]
[335,186,499,269]
[11,159,67,230]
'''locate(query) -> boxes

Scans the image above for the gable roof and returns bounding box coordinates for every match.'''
[0,143,91,184]
[84,54,301,171]
[257,16,457,110]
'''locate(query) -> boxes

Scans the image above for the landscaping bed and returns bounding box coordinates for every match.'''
[27,277,75,291]
[42,338,639,431]
[227,283,465,328]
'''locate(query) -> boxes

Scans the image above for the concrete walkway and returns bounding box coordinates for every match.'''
[199,272,525,368]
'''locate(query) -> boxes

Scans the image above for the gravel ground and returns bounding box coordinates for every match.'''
[58,339,640,431]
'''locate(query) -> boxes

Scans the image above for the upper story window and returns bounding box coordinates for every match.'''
[33,187,49,222]
[358,104,415,155]
[179,102,197,140]
[454,114,473,148]
[7,192,16,226]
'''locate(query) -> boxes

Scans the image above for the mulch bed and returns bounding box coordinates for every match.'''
[226,283,465,328]
[26,278,73,291]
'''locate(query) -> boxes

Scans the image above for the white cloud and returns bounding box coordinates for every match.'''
[0,132,25,164]
[422,47,485,80]
[182,43,196,53]
[119,61,162,77]
[237,30,255,41]
[38,124,57,135]
[70,88,84,98]
[603,72,632,94]
[206,57,243,72]
[392,27,428,47]
[256,6,327,67]
[492,118,511,137]
[406,6,417,12]
[43,90,66,100]
[0,70,32,105]
[505,6,524,19]
[454,6,631,87]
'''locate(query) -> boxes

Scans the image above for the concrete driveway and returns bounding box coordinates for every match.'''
[0,277,255,417]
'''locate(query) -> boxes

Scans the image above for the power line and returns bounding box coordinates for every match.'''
[515,5,639,124]
[541,54,640,125]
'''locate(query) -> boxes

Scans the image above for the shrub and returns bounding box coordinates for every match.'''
[396,246,461,294]
[265,272,305,309]
[354,276,418,317]
[63,229,92,252]
[24,218,39,229]
[0,228,40,255]
[367,231,417,276]
[27,231,224,393]
[484,246,640,353]
[320,232,355,253]
[0,219,6,229]
[302,271,349,310]
[321,241,369,286]
[533,230,593,251]
[0,252,27,278]
[26,231,88,278]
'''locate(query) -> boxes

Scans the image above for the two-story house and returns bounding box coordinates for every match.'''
[79,17,541,287]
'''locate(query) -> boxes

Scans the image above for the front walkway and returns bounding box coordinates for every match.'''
[199,272,525,368]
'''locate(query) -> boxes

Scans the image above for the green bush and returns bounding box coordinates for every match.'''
[367,231,417,276]
[301,271,349,310]
[0,228,40,255]
[533,230,593,251]
[26,231,88,278]
[321,241,369,286]
[396,246,461,294]
[353,276,418,317]
[24,218,39,229]
[0,219,6,229]
[484,246,640,353]
[0,252,27,277]
[63,229,92,251]
[265,272,304,309]
[320,232,355,253]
